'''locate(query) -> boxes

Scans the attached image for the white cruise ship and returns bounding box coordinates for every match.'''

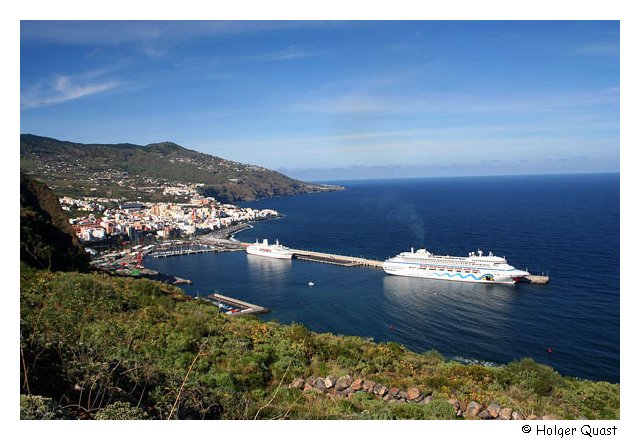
[246,239,293,260]
[383,247,529,284]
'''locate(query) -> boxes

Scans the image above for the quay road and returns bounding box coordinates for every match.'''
[288,248,383,268]
[197,235,384,268]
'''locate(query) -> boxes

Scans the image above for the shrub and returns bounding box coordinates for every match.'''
[370,405,395,420]
[502,358,566,396]
[20,395,68,420]
[389,403,426,419]
[386,399,457,420]
[94,401,148,420]
[423,398,458,419]
[556,379,620,419]
[422,349,445,365]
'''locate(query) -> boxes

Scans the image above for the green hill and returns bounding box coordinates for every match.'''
[20,134,341,203]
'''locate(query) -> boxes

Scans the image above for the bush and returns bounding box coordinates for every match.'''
[388,399,457,420]
[422,349,445,365]
[423,399,458,419]
[94,401,149,420]
[502,358,565,396]
[369,405,395,420]
[556,379,620,419]
[388,403,426,419]
[20,395,68,420]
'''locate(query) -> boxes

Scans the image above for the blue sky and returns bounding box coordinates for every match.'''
[20,20,619,180]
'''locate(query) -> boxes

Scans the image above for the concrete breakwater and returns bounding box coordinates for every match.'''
[289,374,558,420]
[208,293,270,315]
[523,274,550,284]
[150,246,216,258]
[290,248,383,268]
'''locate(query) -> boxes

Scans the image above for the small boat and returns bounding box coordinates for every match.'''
[308,281,315,286]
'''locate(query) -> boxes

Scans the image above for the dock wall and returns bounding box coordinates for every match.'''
[209,293,270,315]
[291,248,384,268]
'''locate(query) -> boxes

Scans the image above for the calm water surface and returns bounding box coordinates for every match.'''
[145,174,620,382]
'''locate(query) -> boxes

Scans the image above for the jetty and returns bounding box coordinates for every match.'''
[195,236,246,250]
[294,254,363,267]
[523,274,550,284]
[208,293,270,316]
[150,245,217,258]
[290,248,384,268]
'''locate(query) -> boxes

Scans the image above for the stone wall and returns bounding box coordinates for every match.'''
[289,375,557,420]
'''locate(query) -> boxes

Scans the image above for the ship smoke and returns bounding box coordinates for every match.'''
[387,204,425,244]
[361,191,426,245]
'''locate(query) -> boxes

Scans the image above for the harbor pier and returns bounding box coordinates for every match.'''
[150,244,217,258]
[283,247,384,268]
[208,293,270,315]
[523,274,550,284]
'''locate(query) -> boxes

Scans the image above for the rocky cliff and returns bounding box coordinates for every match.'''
[20,172,90,271]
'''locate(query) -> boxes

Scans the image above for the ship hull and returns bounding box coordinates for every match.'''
[246,247,293,259]
[382,262,520,284]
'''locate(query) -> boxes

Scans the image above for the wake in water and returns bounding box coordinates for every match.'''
[450,356,499,368]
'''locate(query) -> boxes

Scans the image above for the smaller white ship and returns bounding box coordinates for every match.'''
[246,239,293,260]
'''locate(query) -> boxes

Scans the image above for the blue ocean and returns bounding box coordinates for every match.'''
[144,173,620,383]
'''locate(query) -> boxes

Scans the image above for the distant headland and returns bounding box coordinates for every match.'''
[20,134,343,204]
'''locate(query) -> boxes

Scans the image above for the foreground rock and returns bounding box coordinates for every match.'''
[466,401,484,418]
[324,376,337,389]
[288,376,558,420]
[335,375,353,391]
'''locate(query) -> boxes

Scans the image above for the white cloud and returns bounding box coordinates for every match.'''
[288,87,620,117]
[576,43,619,57]
[21,72,120,109]
[248,45,316,62]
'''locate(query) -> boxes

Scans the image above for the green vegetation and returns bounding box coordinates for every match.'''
[18,171,619,420]
[20,395,68,420]
[20,266,619,420]
[20,134,340,203]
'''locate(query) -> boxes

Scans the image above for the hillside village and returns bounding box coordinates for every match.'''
[61,193,279,245]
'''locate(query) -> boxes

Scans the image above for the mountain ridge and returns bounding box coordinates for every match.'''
[20,134,341,203]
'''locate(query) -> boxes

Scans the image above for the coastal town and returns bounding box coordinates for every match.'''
[61,193,280,250]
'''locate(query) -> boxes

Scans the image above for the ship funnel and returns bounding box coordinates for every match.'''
[411,247,414,253]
